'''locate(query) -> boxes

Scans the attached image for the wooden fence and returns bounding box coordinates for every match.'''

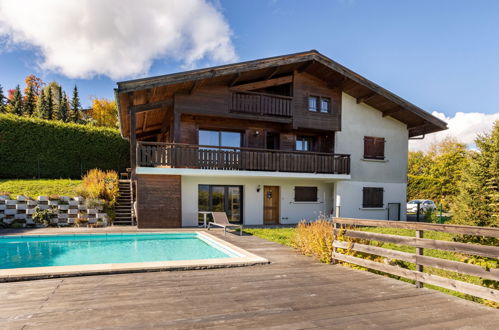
[331,217,499,303]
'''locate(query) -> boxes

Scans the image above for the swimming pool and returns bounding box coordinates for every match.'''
[0,233,242,269]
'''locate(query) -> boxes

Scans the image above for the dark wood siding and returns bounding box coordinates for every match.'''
[136,174,181,228]
[292,72,342,131]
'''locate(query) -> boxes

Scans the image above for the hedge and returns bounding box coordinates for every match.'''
[0,114,129,179]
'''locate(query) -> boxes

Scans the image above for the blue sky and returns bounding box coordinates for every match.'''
[0,0,498,149]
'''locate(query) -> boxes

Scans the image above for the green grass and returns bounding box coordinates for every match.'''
[242,226,497,307]
[0,179,82,199]
[243,228,295,246]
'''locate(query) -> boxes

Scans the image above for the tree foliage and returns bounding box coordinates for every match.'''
[89,98,118,128]
[24,84,36,116]
[408,138,468,210]
[451,121,499,228]
[70,85,81,123]
[0,84,6,113]
[9,85,23,116]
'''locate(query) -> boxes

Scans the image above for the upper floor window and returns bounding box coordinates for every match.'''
[362,187,384,208]
[364,136,385,160]
[296,136,314,151]
[308,96,331,113]
[199,130,241,148]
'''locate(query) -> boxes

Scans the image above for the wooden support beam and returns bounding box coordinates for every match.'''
[297,60,315,73]
[136,128,162,139]
[130,109,137,173]
[142,112,148,132]
[382,107,403,117]
[231,75,293,92]
[189,80,200,94]
[264,67,279,80]
[130,99,173,113]
[356,92,377,104]
[230,73,241,87]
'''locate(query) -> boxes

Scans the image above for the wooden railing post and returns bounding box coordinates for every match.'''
[415,229,424,288]
[332,218,339,265]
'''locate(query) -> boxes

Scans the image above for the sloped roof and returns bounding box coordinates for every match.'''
[116,50,447,137]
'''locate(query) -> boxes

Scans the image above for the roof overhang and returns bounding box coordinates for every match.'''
[116,50,447,138]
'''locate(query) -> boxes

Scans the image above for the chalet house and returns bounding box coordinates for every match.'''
[115,50,447,228]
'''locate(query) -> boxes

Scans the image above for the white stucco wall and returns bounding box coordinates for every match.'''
[181,176,334,227]
[332,93,409,220]
[336,93,409,184]
[335,180,407,220]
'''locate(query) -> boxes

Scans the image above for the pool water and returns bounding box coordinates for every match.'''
[0,233,236,269]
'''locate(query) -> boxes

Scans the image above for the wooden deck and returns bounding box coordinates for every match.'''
[1,229,498,329]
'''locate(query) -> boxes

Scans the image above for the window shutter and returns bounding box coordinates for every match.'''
[364,136,385,159]
[362,187,383,208]
[295,187,318,202]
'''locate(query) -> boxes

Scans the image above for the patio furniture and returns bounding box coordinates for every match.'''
[207,212,242,236]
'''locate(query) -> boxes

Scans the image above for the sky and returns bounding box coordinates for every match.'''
[0,0,498,151]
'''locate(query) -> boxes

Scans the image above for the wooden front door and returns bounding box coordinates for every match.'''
[263,186,280,225]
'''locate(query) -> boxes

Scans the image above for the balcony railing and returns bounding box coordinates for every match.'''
[231,91,292,117]
[137,142,350,175]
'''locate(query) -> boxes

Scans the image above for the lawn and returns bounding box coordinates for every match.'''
[243,226,497,307]
[0,179,82,199]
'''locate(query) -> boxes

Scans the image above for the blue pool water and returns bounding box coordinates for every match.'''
[0,233,235,269]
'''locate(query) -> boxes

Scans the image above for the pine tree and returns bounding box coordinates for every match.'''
[55,85,63,120]
[452,121,499,228]
[37,90,50,119]
[59,91,69,122]
[0,84,6,113]
[25,84,36,116]
[70,85,81,123]
[10,85,24,116]
[46,87,54,120]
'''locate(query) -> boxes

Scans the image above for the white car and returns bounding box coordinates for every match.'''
[407,200,436,214]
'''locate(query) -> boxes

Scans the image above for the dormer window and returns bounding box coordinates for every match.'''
[308,96,330,113]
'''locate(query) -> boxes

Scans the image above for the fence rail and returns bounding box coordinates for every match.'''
[331,217,499,303]
[137,142,351,174]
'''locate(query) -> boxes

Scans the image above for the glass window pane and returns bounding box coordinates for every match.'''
[211,186,225,212]
[296,137,312,151]
[227,187,241,223]
[221,131,241,148]
[320,98,330,113]
[308,96,318,112]
[198,185,209,225]
[199,130,219,146]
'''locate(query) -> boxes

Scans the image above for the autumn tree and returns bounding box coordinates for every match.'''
[70,85,81,123]
[0,84,6,113]
[89,97,118,127]
[452,121,499,228]
[9,85,24,116]
[23,74,44,99]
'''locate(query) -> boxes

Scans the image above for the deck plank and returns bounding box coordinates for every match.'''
[0,228,498,329]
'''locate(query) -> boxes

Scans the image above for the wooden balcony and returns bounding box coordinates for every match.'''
[230,91,292,117]
[137,142,350,175]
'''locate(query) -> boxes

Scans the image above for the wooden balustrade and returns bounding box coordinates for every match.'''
[231,91,292,117]
[331,217,499,303]
[137,142,350,174]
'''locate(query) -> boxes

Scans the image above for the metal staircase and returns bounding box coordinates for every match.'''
[114,179,134,226]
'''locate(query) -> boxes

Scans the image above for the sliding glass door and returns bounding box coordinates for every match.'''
[198,185,243,224]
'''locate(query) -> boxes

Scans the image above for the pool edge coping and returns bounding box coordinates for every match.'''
[0,231,269,282]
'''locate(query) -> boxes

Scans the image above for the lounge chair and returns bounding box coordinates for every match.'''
[207,212,242,236]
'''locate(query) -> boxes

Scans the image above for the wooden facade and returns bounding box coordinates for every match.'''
[136,174,181,228]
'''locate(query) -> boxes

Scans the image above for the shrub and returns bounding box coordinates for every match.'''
[79,169,119,206]
[32,206,56,226]
[292,219,334,263]
[0,113,129,179]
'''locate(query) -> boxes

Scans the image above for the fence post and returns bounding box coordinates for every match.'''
[415,229,424,288]
[331,217,339,265]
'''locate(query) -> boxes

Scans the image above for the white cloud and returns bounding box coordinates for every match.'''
[409,111,499,152]
[0,0,237,79]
